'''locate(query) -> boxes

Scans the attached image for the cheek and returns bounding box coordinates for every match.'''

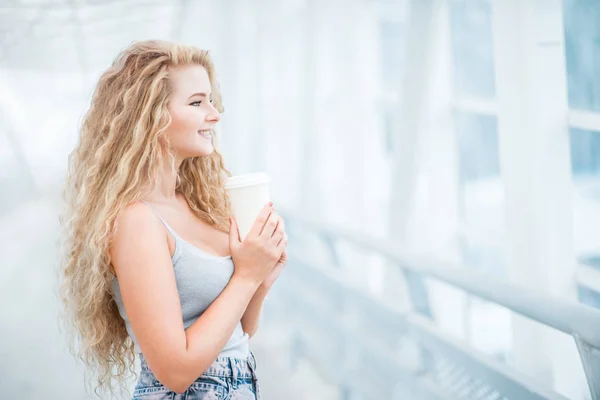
[170,108,198,132]
[166,109,201,147]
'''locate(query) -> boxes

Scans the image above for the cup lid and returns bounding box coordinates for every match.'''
[224,172,271,189]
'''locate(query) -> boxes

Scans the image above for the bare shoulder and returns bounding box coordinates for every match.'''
[109,201,187,372]
[110,201,168,276]
[114,201,160,234]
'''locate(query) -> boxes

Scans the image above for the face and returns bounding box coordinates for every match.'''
[165,64,221,161]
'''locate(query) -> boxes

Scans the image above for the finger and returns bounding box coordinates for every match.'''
[259,210,279,238]
[246,203,274,239]
[269,217,285,244]
[228,217,241,245]
[277,248,287,262]
[276,235,287,253]
[277,232,288,247]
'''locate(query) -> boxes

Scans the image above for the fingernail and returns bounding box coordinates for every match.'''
[268,201,273,206]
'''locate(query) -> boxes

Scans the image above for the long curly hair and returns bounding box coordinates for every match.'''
[59,40,232,397]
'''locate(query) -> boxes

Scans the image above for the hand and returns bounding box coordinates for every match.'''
[261,248,287,289]
[229,203,286,286]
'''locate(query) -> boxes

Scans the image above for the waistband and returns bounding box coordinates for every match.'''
[140,351,258,381]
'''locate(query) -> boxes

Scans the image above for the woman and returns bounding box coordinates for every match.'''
[59,40,287,399]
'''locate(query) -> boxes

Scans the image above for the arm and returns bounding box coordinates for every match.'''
[110,203,261,394]
[241,284,269,338]
[241,248,287,338]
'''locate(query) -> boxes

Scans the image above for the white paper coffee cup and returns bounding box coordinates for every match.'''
[225,172,271,241]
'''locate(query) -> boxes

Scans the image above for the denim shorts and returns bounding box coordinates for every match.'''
[132,351,261,399]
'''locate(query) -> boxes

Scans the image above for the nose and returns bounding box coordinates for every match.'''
[206,103,220,123]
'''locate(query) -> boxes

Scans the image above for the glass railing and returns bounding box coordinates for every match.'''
[269,211,600,400]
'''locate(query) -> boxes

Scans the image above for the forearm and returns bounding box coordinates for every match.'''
[169,276,260,392]
[241,284,269,338]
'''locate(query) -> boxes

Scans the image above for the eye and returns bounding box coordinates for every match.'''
[190,101,202,106]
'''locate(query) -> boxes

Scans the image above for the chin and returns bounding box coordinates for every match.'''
[177,147,214,160]
[194,145,215,157]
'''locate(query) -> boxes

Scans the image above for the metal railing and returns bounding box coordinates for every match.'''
[270,211,600,400]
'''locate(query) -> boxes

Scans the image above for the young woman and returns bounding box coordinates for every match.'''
[59,40,287,399]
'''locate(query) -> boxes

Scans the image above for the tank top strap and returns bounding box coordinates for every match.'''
[140,200,182,262]
[140,200,178,237]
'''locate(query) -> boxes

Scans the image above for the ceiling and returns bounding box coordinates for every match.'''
[0,0,184,71]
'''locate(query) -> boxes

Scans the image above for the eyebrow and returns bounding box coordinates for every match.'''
[188,92,212,99]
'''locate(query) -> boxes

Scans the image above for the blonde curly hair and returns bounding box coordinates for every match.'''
[59,40,232,397]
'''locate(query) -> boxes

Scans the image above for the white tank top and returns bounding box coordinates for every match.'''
[111,201,249,358]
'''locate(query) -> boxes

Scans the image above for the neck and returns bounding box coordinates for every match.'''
[145,156,184,203]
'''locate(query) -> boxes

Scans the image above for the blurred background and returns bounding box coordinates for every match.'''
[2,0,600,399]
